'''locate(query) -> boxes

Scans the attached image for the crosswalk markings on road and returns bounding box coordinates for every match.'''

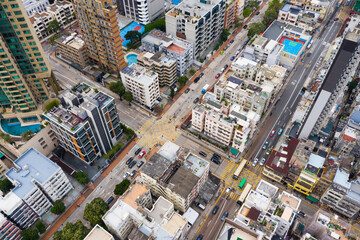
[228,192,240,201]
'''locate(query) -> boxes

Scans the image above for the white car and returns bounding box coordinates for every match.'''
[252,158,259,167]
[225,187,232,193]
[260,158,266,166]
[123,172,130,179]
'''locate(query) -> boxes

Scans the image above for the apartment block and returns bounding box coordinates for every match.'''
[117,0,164,24]
[72,0,126,73]
[140,142,209,212]
[141,29,194,76]
[224,0,237,29]
[44,85,122,164]
[120,64,160,109]
[305,0,329,20]
[29,12,53,40]
[0,0,60,113]
[46,1,74,26]
[321,168,360,218]
[102,182,188,239]
[55,31,90,69]
[166,0,225,58]
[23,0,49,16]
[137,51,177,87]
[6,148,73,216]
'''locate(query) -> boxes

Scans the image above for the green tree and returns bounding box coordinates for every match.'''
[189,69,196,76]
[45,99,60,111]
[21,130,34,141]
[124,30,142,44]
[178,76,188,87]
[21,229,39,240]
[51,200,66,215]
[47,20,60,33]
[263,8,278,26]
[269,0,284,12]
[53,220,90,240]
[144,17,165,34]
[247,0,259,11]
[220,29,230,42]
[123,92,133,105]
[114,179,131,196]
[170,88,175,98]
[243,8,252,18]
[109,81,125,100]
[0,178,14,194]
[76,171,90,184]
[83,197,109,227]
[35,221,46,234]
[247,22,266,37]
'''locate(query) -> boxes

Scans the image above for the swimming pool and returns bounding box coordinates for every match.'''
[120,22,145,48]
[282,39,303,56]
[127,54,138,66]
[1,119,42,136]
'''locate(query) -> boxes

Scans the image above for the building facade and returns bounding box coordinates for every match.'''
[166,0,225,58]
[72,0,126,72]
[120,64,160,109]
[29,12,53,40]
[23,0,49,16]
[0,0,60,112]
[137,51,177,87]
[117,0,164,24]
[224,0,237,29]
[46,1,74,27]
[141,29,194,76]
[44,86,122,164]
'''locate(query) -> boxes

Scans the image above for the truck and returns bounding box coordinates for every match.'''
[201,84,209,94]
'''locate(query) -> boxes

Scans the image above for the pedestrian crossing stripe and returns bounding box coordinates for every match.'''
[228,192,240,200]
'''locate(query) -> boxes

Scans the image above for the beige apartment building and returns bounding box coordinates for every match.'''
[72,0,126,72]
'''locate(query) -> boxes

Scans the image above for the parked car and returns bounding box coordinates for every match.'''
[185,88,190,93]
[211,157,221,165]
[213,153,221,159]
[226,187,232,193]
[215,73,220,78]
[194,77,200,83]
[199,151,207,157]
[334,17,339,21]
[262,141,269,150]
[278,128,283,135]
[236,200,242,205]
[199,73,204,78]
[243,25,248,29]
[260,158,266,166]
[221,212,229,221]
[157,97,162,102]
[138,150,146,158]
[298,211,306,217]
[266,148,272,155]
[135,148,142,155]
[123,172,130,179]
[137,161,144,168]
[256,11,260,15]
[270,129,276,136]
[129,161,137,168]
[130,170,137,177]
[193,97,200,104]
[126,157,134,165]
[196,234,204,240]
[230,39,234,43]
[230,56,235,61]
[212,205,220,214]
[252,157,259,167]
[106,196,114,205]
[224,64,229,69]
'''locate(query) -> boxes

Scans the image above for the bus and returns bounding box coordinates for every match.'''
[237,183,252,205]
[233,159,247,179]
[238,178,247,189]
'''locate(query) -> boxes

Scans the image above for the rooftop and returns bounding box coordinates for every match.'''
[184,154,209,178]
[256,180,278,198]
[161,212,187,237]
[280,192,300,209]
[121,64,158,85]
[142,29,192,52]
[141,153,173,180]
[147,196,173,223]
[307,153,325,170]
[168,166,200,198]
[333,168,350,189]
[0,192,22,215]
[281,3,302,14]
[138,51,176,66]
[6,148,60,199]
[84,225,114,240]
[218,222,261,240]
[122,182,149,210]
[263,21,303,41]
[246,190,271,211]
[56,31,85,50]
[158,141,180,162]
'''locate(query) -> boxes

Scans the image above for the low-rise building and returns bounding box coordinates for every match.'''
[44,85,122,164]
[137,51,177,87]
[305,0,329,20]
[6,148,73,216]
[84,224,114,240]
[120,64,160,109]
[29,12,54,40]
[141,29,194,76]
[55,31,90,69]
[102,182,188,240]
[46,1,74,27]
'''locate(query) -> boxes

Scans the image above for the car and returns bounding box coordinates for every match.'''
[138,150,146,158]
[278,128,283,135]
[298,211,306,217]
[224,46,228,50]
[262,141,269,150]
[196,234,204,240]
[193,97,200,104]
[230,39,234,43]
[256,11,260,15]
[137,160,144,168]
[123,172,130,179]
[243,25,248,29]
[260,158,266,166]
[230,56,235,61]
[270,129,276,136]
[220,50,224,54]
[199,151,207,157]
[213,153,221,160]
[221,212,229,221]
[129,161,137,168]
[126,157,134,165]
[157,97,162,102]
[194,77,200,83]
[236,200,242,205]
[215,73,220,78]
[106,196,114,205]
[130,170,137,177]
[211,157,221,165]
[135,148,142,155]
[224,64,229,69]
[212,205,220,214]
[199,73,204,78]
[225,187,232,193]
[252,157,259,167]
[334,17,339,21]
[185,88,190,93]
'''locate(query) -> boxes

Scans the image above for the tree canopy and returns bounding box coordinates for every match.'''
[47,20,60,33]
[21,229,39,240]
[124,31,142,44]
[53,220,90,240]
[247,0,259,11]
[109,81,125,100]
[123,92,133,105]
[51,200,66,215]
[170,88,175,98]
[83,198,109,227]
[75,171,90,185]
[21,130,34,141]
[178,76,188,87]
[114,179,131,196]
[0,178,14,194]
[35,221,46,234]
[144,17,165,34]
[247,22,266,37]
[243,8,252,18]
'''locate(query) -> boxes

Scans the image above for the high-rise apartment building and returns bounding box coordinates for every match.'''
[72,0,126,73]
[0,0,60,112]
[117,0,164,24]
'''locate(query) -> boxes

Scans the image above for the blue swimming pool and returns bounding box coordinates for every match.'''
[120,22,145,48]
[282,39,303,56]
[1,119,42,136]
[127,54,138,66]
